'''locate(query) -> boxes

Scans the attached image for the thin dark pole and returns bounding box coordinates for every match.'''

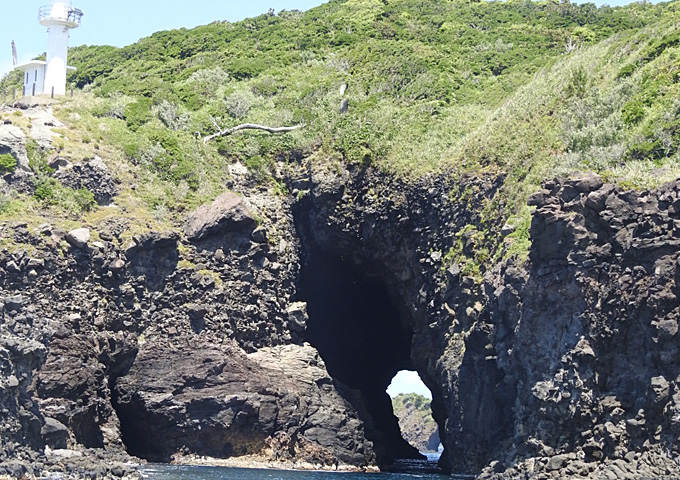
[51,86,54,99]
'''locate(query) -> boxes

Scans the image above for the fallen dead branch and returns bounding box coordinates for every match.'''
[203,120,304,144]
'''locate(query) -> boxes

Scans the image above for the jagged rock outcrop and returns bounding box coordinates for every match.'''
[291,167,680,479]
[474,175,680,479]
[54,156,119,206]
[292,166,501,468]
[0,184,379,476]
[0,123,30,175]
[115,341,372,466]
[184,192,257,240]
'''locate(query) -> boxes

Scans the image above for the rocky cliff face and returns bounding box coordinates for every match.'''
[0,179,382,477]
[2,149,680,479]
[476,176,680,479]
[288,166,680,479]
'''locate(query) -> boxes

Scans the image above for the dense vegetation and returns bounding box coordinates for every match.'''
[1,0,680,269]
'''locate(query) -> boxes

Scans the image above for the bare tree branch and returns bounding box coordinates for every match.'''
[209,116,224,134]
[203,122,304,144]
[565,37,578,53]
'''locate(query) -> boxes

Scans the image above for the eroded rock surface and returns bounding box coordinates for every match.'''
[474,176,680,479]
[114,340,372,466]
[0,186,379,476]
[0,123,30,174]
[291,168,680,479]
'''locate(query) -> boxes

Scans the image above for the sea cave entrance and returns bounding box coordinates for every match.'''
[296,246,427,467]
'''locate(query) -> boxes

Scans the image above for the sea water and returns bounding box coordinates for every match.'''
[140,454,474,480]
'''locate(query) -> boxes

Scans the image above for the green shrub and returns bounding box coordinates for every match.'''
[227,58,269,80]
[153,100,190,131]
[0,154,17,174]
[26,139,54,175]
[34,177,97,215]
[565,66,589,99]
[622,100,646,125]
[139,128,200,190]
[629,139,663,161]
[224,91,253,120]
[123,143,140,160]
[34,178,56,202]
[125,97,153,131]
[643,32,680,62]
[617,63,637,79]
[72,188,97,212]
[244,155,269,181]
[337,118,387,167]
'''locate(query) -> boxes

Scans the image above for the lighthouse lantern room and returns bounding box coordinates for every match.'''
[15,0,83,97]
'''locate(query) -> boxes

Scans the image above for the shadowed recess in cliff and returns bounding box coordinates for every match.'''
[297,246,424,466]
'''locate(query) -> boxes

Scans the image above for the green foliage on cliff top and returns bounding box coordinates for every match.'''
[54,0,680,182]
[2,0,680,262]
[392,393,432,411]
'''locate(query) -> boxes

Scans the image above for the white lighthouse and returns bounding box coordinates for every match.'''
[15,0,83,97]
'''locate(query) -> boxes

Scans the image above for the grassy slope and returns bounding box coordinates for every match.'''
[1,0,680,267]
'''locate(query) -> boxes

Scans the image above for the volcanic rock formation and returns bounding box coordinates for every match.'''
[2,163,680,480]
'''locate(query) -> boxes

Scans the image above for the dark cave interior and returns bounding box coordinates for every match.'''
[297,246,425,466]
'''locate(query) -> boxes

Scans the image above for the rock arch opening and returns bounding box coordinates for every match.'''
[387,371,442,456]
[296,245,424,467]
[387,370,432,400]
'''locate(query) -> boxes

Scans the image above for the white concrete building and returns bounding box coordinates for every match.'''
[15,0,83,97]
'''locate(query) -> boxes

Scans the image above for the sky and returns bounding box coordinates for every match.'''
[0,0,327,78]
[1,0,649,79]
[387,370,432,399]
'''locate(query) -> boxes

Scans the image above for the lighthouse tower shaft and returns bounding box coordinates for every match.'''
[40,0,82,96]
[45,22,69,96]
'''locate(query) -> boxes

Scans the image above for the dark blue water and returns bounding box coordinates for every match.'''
[140,459,472,480]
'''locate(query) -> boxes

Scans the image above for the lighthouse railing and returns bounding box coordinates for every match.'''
[38,5,83,25]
